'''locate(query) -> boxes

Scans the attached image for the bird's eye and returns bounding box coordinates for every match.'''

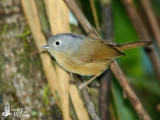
[55,41,60,46]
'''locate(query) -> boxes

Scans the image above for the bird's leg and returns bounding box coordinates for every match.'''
[78,73,99,90]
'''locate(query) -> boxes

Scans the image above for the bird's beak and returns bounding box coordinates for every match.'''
[41,44,50,49]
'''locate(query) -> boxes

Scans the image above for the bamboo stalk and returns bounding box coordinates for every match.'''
[44,0,71,119]
[20,0,59,107]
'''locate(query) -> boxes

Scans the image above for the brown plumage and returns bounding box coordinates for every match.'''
[41,33,151,89]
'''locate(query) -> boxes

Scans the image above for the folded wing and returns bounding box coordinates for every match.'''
[71,38,125,63]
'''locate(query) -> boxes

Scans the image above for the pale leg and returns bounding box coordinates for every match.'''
[78,73,99,90]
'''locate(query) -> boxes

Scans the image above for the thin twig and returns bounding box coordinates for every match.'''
[140,0,160,52]
[110,61,151,120]
[101,1,114,41]
[89,0,100,32]
[120,0,160,81]
[99,70,112,120]
[73,74,101,120]
[69,84,90,120]
[81,88,101,120]
[82,89,100,120]
[99,1,113,120]
[63,0,152,120]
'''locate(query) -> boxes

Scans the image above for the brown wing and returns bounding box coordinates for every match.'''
[71,38,125,63]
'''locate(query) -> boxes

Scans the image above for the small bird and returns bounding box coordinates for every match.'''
[41,33,151,89]
[2,102,12,118]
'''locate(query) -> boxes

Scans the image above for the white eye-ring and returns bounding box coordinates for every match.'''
[55,40,61,46]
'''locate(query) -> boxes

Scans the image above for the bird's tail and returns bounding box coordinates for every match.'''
[115,41,152,51]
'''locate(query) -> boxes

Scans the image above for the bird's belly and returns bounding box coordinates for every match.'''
[70,61,111,76]
[57,56,111,76]
[52,52,111,76]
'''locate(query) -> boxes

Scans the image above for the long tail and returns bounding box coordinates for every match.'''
[115,41,152,51]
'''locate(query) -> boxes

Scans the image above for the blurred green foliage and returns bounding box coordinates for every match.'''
[151,0,160,16]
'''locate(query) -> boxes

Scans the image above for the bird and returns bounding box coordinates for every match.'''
[2,102,12,118]
[41,33,151,89]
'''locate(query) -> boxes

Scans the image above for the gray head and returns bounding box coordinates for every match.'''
[41,33,84,54]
